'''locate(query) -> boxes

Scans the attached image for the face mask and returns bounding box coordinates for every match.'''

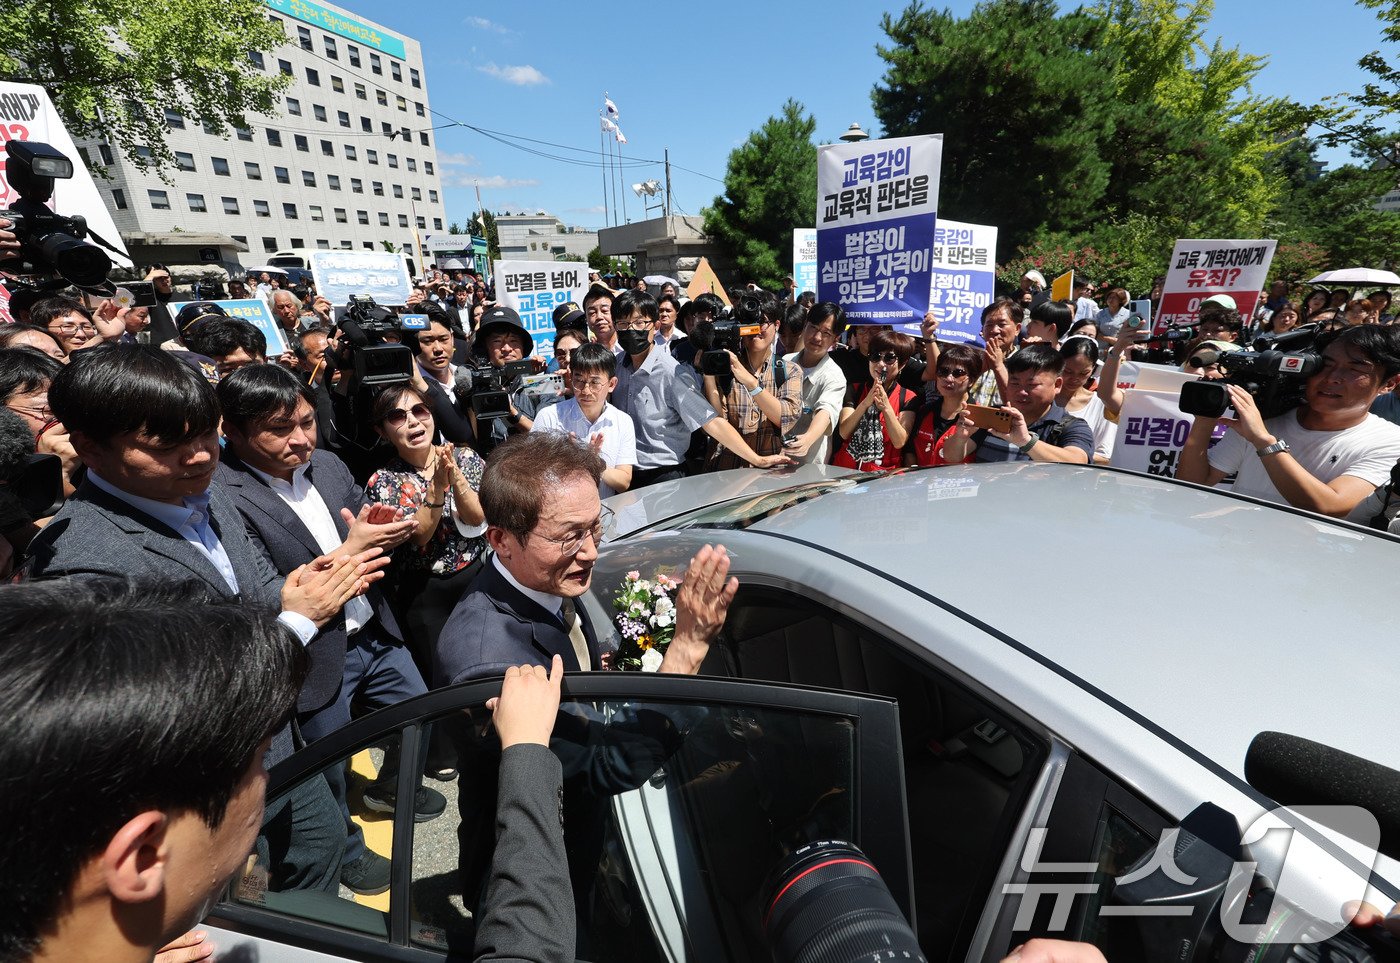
[618,330,651,355]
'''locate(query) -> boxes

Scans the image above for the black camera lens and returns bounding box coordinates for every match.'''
[39,231,111,289]
[762,840,925,963]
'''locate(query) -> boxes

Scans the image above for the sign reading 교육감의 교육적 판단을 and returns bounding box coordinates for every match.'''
[493,260,589,359]
[816,133,942,325]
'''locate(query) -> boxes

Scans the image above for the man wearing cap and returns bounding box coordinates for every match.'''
[1073,278,1098,321]
[1197,296,1243,343]
[143,266,181,345]
[1020,270,1046,295]
[470,305,548,455]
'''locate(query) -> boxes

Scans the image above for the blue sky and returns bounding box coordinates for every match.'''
[336,0,1393,233]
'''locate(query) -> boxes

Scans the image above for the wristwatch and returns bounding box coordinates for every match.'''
[1017,437,1038,455]
[1257,439,1290,458]
[748,383,764,398]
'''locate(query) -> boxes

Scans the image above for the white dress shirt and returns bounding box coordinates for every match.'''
[493,553,562,619]
[530,398,637,497]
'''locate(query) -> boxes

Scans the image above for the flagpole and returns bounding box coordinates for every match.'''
[599,123,610,229]
[610,130,621,227]
[618,136,629,224]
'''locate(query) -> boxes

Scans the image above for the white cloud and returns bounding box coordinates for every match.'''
[566,205,607,215]
[437,151,478,168]
[466,16,512,34]
[477,63,549,86]
[435,152,536,190]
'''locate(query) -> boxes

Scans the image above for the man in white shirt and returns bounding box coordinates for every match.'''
[1179,325,1400,519]
[783,303,847,464]
[531,342,637,496]
[654,293,687,351]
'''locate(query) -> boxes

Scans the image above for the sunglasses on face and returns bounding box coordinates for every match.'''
[869,351,901,365]
[384,403,431,427]
[937,367,969,378]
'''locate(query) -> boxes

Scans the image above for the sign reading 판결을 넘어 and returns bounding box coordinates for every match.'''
[894,218,996,346]
[166,298,288,355]
[493,260,588,359]
[1109,387,1229,478]
[816,134,942,324]
[1156,238,1277,333]
[310,251,412,309]
[792,229,818,298]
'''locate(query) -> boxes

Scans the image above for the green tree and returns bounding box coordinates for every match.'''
[703,99,817,289]
[0,0,289,175]
[587,245,626,274]
[447,221,465,236]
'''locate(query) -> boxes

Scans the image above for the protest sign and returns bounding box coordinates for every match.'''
[310,251,412,307]
[686,257,730,305]
[817,133,942,324]
[1156,238,1277,332]
[167,298,288,355]
[1050,270,1074,302]
[1110,386,1228,477]
[792,229,818,297]
[493,260,588,359]
[895,218,996,345]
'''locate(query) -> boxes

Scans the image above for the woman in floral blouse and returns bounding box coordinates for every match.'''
[366,384,486,679]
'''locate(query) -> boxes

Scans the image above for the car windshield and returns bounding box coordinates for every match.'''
[643,474,882,534]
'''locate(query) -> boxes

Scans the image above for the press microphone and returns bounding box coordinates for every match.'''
[1245,731,1400,862]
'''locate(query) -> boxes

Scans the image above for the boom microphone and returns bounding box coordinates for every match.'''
[1245,731,1400,862]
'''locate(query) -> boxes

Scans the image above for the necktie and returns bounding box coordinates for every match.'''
[559,597,592,671]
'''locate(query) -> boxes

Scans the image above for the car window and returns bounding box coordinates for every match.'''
[641,476,878,534]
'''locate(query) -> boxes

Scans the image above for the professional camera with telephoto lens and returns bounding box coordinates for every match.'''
[330,295,427,393]
[0,141,112,292]
[701,291,765,378]
[461,359,535,420]
[1179,324,1323,421]
[1135,321,1198,366]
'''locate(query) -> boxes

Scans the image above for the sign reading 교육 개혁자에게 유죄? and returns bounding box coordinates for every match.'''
[816,134,942,325]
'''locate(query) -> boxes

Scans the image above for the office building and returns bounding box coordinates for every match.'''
[496,214,598,262]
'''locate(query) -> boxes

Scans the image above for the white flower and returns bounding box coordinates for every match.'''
[640,648,663,672]
[651,613,673,629]
[653,597,674,616]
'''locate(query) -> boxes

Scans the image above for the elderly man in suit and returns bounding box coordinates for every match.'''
[435,431,735,686]
[24,344,385,896]
[213,363,447,896]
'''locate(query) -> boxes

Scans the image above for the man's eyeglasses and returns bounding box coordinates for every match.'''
[384,403,431,427]
[613,318,654,331]
[869,351,901,365]
[532,506,616,556]
[936,367,970,379]
[48,322,96,336]
[573,377,609,390]
[5,402,51,420]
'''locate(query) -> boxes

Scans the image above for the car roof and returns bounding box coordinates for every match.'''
[665,464,1399,778]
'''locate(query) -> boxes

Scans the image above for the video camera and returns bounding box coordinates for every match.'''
[460,358,534,419]
[1179,324,1322,420]
[0,141,113,293]
[331,295,427,393]
[1135,321,1198,366]
[701,290,764,380]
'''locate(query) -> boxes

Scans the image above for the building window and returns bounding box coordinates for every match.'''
[376,90,387,107]
[419,131,430,147]
[428,190,438,203]
[316,239,331,249]
[323,37,337,59]
[283,202,298,220]
[348,45,361,67]
[306,68,320,86]
[222,197,239,215]
[433,217,442,230]
[337,110,350,128]
[331,74,344,93]
[266,128,282,147]
[410,67,420,88]
[245,161,262,179]
[248,51,265,69]
[366,149,378,165]
[372,181,383,196]
[381,121,393,135]
[411,186,421,201]
[319,140,332,157]
[340,240,353,249]
[286,97,301,115]
[355,82,366,100]
[357,210,369,225]
[202,119,218,135]
[313,104,327,122]
[112,189,127,209]
[415,101,424,117]
[351,178,363,193]
[392,61,402,82]
[263,237,278,253]
[334,208,347,223]
[148,189,170,210]
[295,135,309,152]
[164,108,185,129]
[424,161,434,175]
[278,59,292,76]
[387,154,398,169]
[175,151,195,172]
[327,174,341,190]
[401,127,410,142]
[392,184,403,199]
[274,166,290,184]
[212,156,230,176]
[99,143,114,165]
[369,52,381,75]
[296,26,312,50]
[378,212,389,226]
[237,127,253,142]
[362,242,374,250]
[289,237,304,248]
[231,235,247,246]
[344,144,357,161]
[302,170,316,187]
[361,116,372,132]
[187,193,207,212]
[406,157,417,173]
[416,216,426,229]
[396,95,407,112]
[254,200,270,217]
[310,204,324,222]
[398,214,408,228]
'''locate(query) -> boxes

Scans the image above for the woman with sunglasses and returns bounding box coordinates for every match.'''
[834,330,918,470]
[906,343,983,466]
[366,384,487,688]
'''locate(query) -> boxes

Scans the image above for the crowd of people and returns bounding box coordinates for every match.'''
[6,210,1400,963]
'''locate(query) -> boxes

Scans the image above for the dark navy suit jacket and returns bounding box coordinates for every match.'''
[434,559,600,687]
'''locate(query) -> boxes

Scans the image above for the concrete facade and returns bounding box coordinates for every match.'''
[495,214,597,262]
[597,215,734,286]
[75,0,445,267]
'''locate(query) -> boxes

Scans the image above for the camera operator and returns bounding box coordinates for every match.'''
[466,306,550,456]
[1177,325,1400,518]
[405,309,478,446]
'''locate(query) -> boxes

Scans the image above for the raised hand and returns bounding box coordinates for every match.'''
[663,545,739,674]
